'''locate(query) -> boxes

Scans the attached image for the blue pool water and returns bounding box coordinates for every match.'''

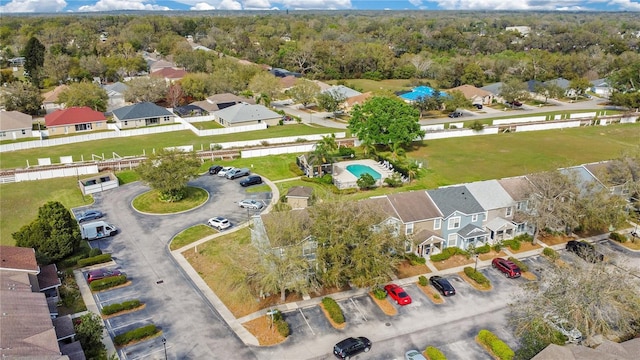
[346,164,381,180]
[400,86,436,101]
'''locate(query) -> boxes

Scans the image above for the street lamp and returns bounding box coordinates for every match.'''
[161,337,167,360]
[474,253,479,272]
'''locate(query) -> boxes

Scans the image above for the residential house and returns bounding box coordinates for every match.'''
[251,209,316,266]
[481,82,503,98]
[150,67,188,83]
[37,263,62,311]
[464,180,518,242]
[321,85,362,100]
[532,338,640,360]
[384,191,444,257]
[42,85,69,113]
[197,93,256,112]
[427,185,489,250]
[286,186,313,209]
[44,107,107,135]
[544,77,576,97]
[560,165,608,197]
[505,26,531,36]
[525,79,545,93]
[497,176,535,235]
[269,67,302,78]
[112,102,175,129]
[0,110,33,140]
[447,84,494,105]
[103,82,128,111]
[582,161,633,198]
[343,92,374,112]
[591,78,613,98]
[147,59,176,73]
[214,103,281,127]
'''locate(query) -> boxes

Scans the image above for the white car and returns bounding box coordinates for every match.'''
[405,350,427,360]
[217,166,234,177]
[543,313,582,344]
[207,217,230,230]
[238,199,264,210]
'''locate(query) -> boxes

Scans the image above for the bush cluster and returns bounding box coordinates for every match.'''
[477,329,514,360]
[542,247,559,260]
[406,253,427,265]
[507,257,528,272]
[77,253,112,267]
[425,346,447,360]
[475,244,491,254]
[101,299,142,316]
[609,232,627,243]
[418,275,428,287]
[321,297,345,324]
[113,325,158,346]
[88,248,103,257]
[89,274,127,291]
[492,243,503,252]
[430,247,468,262]
[464,267,490,285]
[502,239,521,251]
[514,233,534,243]
[270,309,290,337]
[288,162,304,176]
[372,287,387,300]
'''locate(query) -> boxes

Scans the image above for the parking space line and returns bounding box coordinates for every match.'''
[109,317,154,332]
[298,308,315,336]
[130,345,171,360]
[97,293,134,305]
[349,298,367,322]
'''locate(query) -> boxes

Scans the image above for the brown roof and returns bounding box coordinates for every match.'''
[0,270,34,292]
[151,67,187,80]
[360,196,398,219]
[411,229,444,245]
[345,92,373,107]
[191,100,221,112]
[286,186,313,198]
[532,339,640,360]
[42,85,69,104]
[44,107,107,127]
[0,110,32,131]
[386,191,442,223]
[0,246,39,273]
[497,176,533,201]
[447,84,493,99]
[37,264,61,291]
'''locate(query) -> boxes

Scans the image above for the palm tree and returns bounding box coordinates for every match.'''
[390,142,405,161]
[308,134,338,176]
[255,93,271,108]
[360,138,376,158]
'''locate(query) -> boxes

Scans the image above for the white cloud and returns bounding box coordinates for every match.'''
[425,0,640,10]
[0,0,67,13]
[279,0,352,10]
[243,0,272,8]
[190,2,216,10]
[608,0,640,10]
[408,0,424,6]
[78,0,170,11]
[217,0,243,9]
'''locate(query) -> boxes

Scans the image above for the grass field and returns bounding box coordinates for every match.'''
[170,224,217,251]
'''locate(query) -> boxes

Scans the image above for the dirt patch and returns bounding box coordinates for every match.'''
[458,271,492,291]
[478,250,507,261]
[396,260,430,278]
[509,242,543,253]
[368,292,397,316]
[521,272,538,281]
[319,303,346,329]
[432,254,474,271]
[102,304,146,320]
[616,239,640,251]
[538,233,575,246]
[242,316,287,346]
[417,284,444,304]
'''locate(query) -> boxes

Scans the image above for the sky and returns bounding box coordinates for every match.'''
[1,0,639,13]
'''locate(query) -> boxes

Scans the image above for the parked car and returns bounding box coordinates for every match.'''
[240,175,263,187]
[506,100,522,107]
[491,258,522,278]
[566,240,604,263]
[225,167,250,179]
[333,337,371,359]
[429,275,456,296]
[77,210,103,223]
[208,165,223,175]
[86,269,122,283]
[217,166,234,177]
[543,313,583,344]
[473,103,483,109]
[207,217,231,230]
[238,199,264,210]
[448,111,463,118]
[405,350,427,360]
[384,284,412,305]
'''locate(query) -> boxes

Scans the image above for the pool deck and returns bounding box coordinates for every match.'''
[333,159,396,189]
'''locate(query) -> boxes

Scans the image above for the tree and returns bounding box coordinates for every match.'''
[124,76,167,103]
[180,73,216,101]
[316,88,346,116]
[596,152,640,210]
[307,134,338,176]
[356,173,376,190]
[57,81,108,111]
[12,201,81,264]
[43,52,72,85]
[443,90,472,111]
[1,81,43,115]
[534,82,564,103]
[248,72,282,102]
[288,79,320,108]
[23,36,45,88]
[74,312,107,359]
[609,91,640,111]
[348,96,425,152]
[500,78,529,106]
[460,63,486,87]
[166,83,185,108]
[569,77,592,100]
[136,149,201,202]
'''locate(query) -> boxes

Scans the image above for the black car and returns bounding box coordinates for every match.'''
[473,103,483,109]
[448,111,463,118]
[209,165,223,175]
[333,337,371,359]
[429,275,456,296]
[77,210,103,223]
[566,240,604,263]
[240,175,263,187]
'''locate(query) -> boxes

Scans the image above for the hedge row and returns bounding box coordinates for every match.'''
[507,257,529,272]
[542,247,559,260]
[89,274,127,291]
[502,239,521,251]
[609,232,627,243]
[114,325,159,346]
[78,253,112,267]
[372,287,387,300]
[477,329,514,360]
[102,300,142,316]
[475,244,491,254]
[430,247,468,262]
[514,233,534,242]
[464,267,490,285]
[321,297,345,324]
[425,346,447,360]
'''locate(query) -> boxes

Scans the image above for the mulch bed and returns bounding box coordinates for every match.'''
[102,304,146,320]
[509,242,543,253]
[368,292,397,316]
[479,250,508,261]
[396,260,430,278]
[458,271,492,291]
[319,303,346,329]
[242,315,287,346]
[417,284,445,304]
[538,234,575,246]
[432,254,474,271]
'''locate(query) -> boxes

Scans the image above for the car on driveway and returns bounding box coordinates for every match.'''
[384,284,412,305]
[566,240,604,263]
[543,313,582,344]
[238,199,264,210]
[448,111,463,118]
[492,258,521,278]
[240,175,263,187]
[405,350,427,360]
[208,217,231,230]
[473,103,483,109]
[429,276,456,296]
[226,168,250,179]
[208,165,223,175]
[86,269,122,283]
[218,166,234,177]
[77,210,103,223]
[333,337,371,359]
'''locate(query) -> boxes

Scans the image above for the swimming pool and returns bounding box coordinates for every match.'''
[346,164,381,180]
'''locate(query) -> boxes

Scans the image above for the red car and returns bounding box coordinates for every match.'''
[492,258,521,278]
[384,284,412,305]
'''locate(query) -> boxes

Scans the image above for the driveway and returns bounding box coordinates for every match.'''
[77,175,269,359]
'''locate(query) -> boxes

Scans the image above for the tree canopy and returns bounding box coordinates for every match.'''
[136,149,201,202]
[57,81,109,112]
[24,36,45,88]
[288,79,320,108]
[1,81,43,115]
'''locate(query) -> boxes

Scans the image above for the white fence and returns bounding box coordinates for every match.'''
[493,115,547,125]
[182,114,217,123]
[213,132,346,150]
[421,124,446,131]
[421,127,500,140]
[570,112,596,119]
[621,116,639,124]
[14,165,99,182]
[515,120,581,132]
[242,144,317,158]
[197,123,266,137]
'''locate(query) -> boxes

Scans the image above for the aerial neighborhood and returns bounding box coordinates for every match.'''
[1,8,640,360]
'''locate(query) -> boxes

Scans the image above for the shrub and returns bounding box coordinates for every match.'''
[113,325,158,346]
[77,254,112,267]
[425,346,447,360]
[372,287,387,300]
[469,121,484,131]
[88,248,103,257]
[337,147,355,157]
[514,233,534,243]
[609,232,627,243]
[275,319,290,337]
[101,299,142,316]
[507,257,529,272]
[384,174,403,188]
[321,297,345,324]
[357,173,377,190]
[502,239,521,251]
[464,267,490,285]
[418,275,428,286]
[543,247,559,260]
[406,253,426,265]
[211,144,223,150]
[89,275,127,292]
[477,329,514,360]
[430,247,467,262]
[475,244,491,254]
[492,243,503,252]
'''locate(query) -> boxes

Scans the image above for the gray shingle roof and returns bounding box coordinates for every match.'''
[214,103,280,124]
[103,82,128,94]
[481,82,503,95]
[0,111,32,131]
[427,185,484,217]
[464,180,515,211]
[112,102,173,121]
[386,191,442,223]
[544,77,571,90]
[321,85,362,99]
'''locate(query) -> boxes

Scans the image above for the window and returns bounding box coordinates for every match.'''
[124,121,128,126]
[506,207,513,217]
[406,223,414,235]
[404,240,412,252]
[434,218,441,230]
[163,116,171,122]
[75,123,92,131]
[448,216,461,230]
[0,132,6,137]
[472,214,478,222]
[447,233,457,247]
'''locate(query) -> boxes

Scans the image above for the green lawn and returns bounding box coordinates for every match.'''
[327,79,415,94]
[132,187,208,214]
[170,224,217,251]
[191,121,224,130]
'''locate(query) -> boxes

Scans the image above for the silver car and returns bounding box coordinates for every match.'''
[543,313,582,344]
[405,350,427,360]
[238,199,264,210]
